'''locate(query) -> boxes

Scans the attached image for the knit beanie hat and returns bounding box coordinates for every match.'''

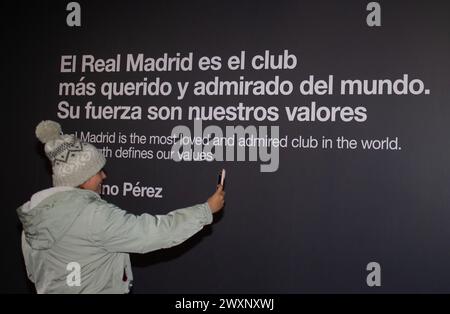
[35,120,106,187]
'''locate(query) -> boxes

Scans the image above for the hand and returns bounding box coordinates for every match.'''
[207,185,225,214]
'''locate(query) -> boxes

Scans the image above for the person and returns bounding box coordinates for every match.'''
[17,120,225,294]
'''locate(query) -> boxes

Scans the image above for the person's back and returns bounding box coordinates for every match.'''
[18,187,130,293]
[18,120,225,294]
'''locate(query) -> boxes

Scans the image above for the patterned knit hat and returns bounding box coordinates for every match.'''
[35,120,106,187]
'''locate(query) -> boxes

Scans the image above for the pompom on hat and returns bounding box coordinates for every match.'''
[35,120,106,187]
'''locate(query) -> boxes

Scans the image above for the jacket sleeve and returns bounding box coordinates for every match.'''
[88,199,213,254]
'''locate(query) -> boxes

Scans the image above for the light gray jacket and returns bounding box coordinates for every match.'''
[17,187,213,294]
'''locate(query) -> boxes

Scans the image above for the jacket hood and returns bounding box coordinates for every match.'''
[17,187,100,250]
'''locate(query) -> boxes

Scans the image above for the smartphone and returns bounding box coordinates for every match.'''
[217,169,226,188]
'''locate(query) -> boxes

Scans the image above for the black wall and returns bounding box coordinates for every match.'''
[3,0,450,293]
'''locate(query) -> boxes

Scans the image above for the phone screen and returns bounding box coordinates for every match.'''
[217,169,226,187]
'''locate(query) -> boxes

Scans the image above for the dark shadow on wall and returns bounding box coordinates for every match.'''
[131,209,224,267]
[35,141,53,179]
